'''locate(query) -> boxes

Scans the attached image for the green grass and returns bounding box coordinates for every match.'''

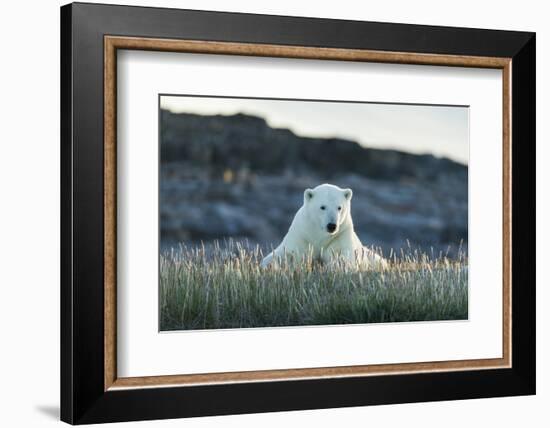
[160,242,468,331]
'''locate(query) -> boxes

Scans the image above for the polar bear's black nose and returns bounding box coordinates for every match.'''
[327,223,337,233]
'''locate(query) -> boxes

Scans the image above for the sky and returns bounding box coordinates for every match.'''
[160,95,469,165]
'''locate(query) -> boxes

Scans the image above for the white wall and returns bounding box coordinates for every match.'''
[0,0,546,426]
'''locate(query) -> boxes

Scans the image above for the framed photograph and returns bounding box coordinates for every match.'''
[60,2,535,424]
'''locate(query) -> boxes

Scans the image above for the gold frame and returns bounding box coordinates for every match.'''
[104,36,512,391]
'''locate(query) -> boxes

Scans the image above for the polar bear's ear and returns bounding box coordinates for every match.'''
[343,188,353,200]
[304,188,314,203]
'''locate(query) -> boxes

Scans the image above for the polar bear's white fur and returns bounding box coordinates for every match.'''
[261,184,387,270]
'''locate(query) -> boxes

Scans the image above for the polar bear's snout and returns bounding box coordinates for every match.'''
[320,207,341,234]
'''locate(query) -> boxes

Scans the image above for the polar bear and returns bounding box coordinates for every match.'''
[261,183,387,270]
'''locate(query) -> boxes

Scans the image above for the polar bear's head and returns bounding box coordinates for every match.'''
[304,184,353,235]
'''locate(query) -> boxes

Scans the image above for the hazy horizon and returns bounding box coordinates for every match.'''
[160,95,469,165]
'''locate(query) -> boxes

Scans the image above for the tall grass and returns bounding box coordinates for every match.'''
[160,241,468,331]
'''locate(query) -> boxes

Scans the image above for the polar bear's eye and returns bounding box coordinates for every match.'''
[320,205,326,210]
[338,206,342,211]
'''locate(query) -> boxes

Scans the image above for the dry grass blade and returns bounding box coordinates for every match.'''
[160,241,468,331]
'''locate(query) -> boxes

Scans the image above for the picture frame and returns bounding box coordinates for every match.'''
[60,2,535,424]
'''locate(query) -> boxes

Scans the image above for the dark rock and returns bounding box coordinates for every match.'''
[160,110,467,181]
[160,111,468,258]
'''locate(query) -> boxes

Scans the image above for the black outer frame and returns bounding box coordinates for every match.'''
[60,2,535,424]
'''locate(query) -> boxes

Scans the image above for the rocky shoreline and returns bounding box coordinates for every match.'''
[160,110,468,258]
